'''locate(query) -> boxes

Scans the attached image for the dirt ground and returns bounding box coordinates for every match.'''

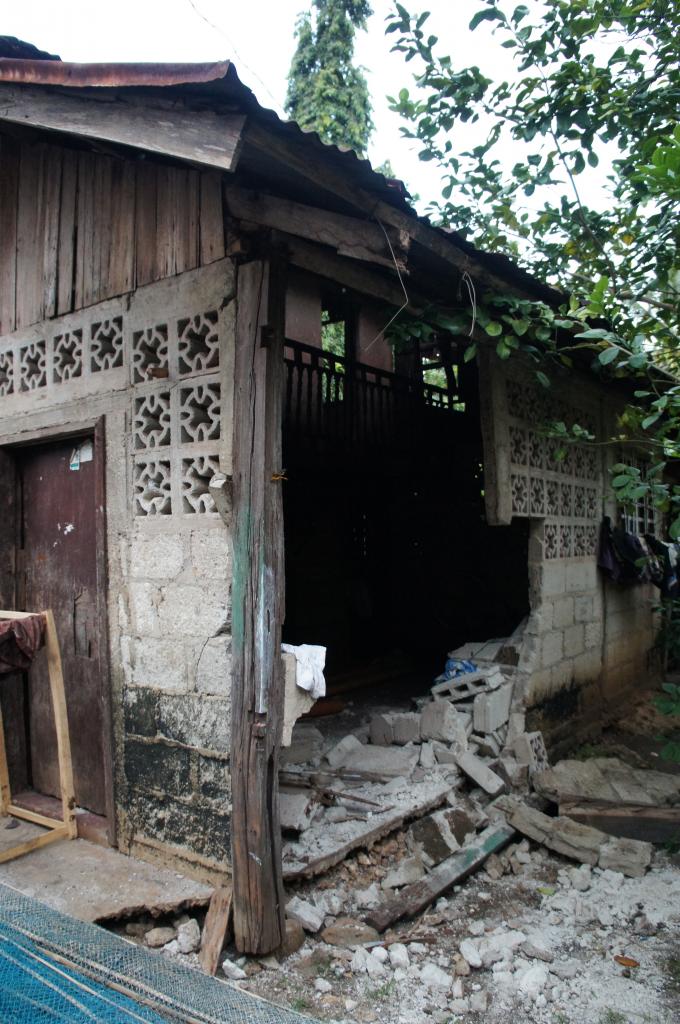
[232,835,680,1024]
[106,689,680,1024]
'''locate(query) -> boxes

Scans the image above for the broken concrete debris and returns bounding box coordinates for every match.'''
[503,797,653,877]
[275,628,665,1008]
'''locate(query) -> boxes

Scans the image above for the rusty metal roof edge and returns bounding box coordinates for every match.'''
[0,53,559,304]
[0,57,232,88]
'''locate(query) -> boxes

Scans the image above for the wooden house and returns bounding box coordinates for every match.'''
[0,41,659,953]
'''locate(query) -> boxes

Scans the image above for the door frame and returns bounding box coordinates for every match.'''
[0,415,116,845]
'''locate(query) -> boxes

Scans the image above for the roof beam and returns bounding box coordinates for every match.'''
[244,120,538,299]
[225,184,410,272]
[0,84,245,171]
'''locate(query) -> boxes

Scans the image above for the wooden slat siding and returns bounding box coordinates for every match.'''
[182,168,201,275]
[56,147,78,316]
[15,142,45,330]
[134,161,158,287]
[41,146,62,320]
[231,256,287,955]
[108,158,136,298]
[75,151,95,310]
[0,136,20,334]
[89,155,109,309]
[201,172,225,265]
[155,163,174,281]
[1,139,224,328]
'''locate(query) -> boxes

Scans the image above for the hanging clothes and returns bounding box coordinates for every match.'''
[0,615,45,675]
[644,534,680,599]
[597,517,659,586]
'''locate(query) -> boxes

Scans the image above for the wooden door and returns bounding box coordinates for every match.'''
[17,437,108,815]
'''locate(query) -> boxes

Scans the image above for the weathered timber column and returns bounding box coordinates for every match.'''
[231,255,287,954]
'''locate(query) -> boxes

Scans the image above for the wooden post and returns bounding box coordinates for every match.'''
[230,255,287,955]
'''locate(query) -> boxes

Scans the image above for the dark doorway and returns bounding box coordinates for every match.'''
[11,435,110,817]
[281,311,531,695]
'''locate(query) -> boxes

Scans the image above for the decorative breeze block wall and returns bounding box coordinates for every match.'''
[504,367,602,559]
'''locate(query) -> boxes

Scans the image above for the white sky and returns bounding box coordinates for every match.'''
[2,0,609,214]
[1,0,518,202]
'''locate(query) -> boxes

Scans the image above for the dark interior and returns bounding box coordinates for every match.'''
[281,295,530,694]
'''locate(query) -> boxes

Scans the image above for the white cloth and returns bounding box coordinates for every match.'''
[281,643,327,699]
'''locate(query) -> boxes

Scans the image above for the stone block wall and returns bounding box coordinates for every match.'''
[479,353,658,751]
[0,258,236,881]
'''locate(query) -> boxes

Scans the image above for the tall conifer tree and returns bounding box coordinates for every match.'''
[286,0,373,156]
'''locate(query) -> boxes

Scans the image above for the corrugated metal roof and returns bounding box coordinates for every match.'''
[0,46,559,304]
[0,56,231,88]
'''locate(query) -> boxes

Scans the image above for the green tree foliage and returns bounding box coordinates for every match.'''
[387,0,680,534]
[286,0,374,155]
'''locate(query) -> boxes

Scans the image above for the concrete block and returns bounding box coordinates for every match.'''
[471,733,500,758]
[129,580,162,636]
[369,713,393,746]
[349,745,420,778]
[420,701,468,748]
[190,528,231,580]
[552,596,574,629]
[574,595,594,623]
[370,712,421,746]
[279,787,319,832]
[455,751,505,796]
[473,683,513,734]
[281,652,316,747]
[598,836,653,878]
[382,855,425,889]
[585,620,603,649]
[132,637,187,692]
[326,734,363,768]
[195,636,231,695]
[541,631,563,668]
[507,800,602,865]
[419,741,436,768]
[433,741,459,765]
[129,532,185,579]
[410,811,460,866]
[158,583,228,637]
[391,713,422,745]
[564,623,585,658]
[280,724,324,767]
[496,755,528,789]
[506,712,526,746]
[286,896,324,933]
[513,731,549,774]
[566,561,598,592]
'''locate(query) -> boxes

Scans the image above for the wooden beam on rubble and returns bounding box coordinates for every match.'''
[230,254,287,956]
[365,824,515,933]
[225,184,410,271]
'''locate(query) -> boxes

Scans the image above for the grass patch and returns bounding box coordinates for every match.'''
[291,996,311,1012]
[367,978,396,1000]
[598,1011,628,1024]
[666,957,680,989]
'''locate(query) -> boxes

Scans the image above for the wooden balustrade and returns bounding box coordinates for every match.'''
[283,339,458,449]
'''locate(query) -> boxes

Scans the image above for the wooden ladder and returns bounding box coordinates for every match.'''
[0,609,77,862]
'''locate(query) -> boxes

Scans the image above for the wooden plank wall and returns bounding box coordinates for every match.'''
[0,134,225,335]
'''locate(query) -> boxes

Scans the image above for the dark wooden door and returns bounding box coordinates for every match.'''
[18,437,107,815]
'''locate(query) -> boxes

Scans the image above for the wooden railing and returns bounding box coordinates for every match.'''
[283,339,459,449]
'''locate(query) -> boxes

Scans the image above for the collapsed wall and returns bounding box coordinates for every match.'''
[479,352,658,751]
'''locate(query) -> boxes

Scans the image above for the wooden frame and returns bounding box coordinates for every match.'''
[0,609,77,862]
[230,255,287,955]
[0,417,117,845]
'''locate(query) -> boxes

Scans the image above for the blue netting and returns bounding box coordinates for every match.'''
[0,883,319,1024]
[0,922,167,1023]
